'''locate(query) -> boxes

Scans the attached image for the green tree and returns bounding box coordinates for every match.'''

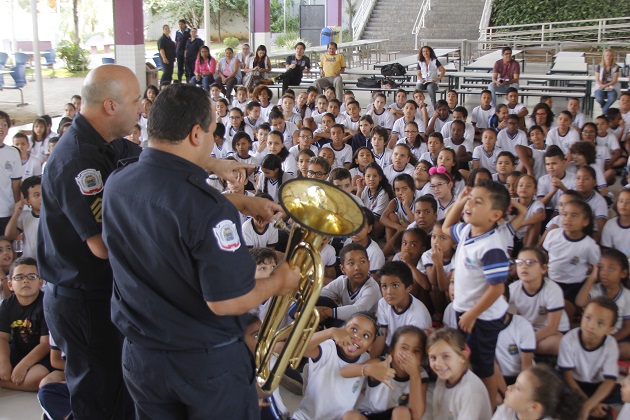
[146,0,248,39]
[270,0,299,33]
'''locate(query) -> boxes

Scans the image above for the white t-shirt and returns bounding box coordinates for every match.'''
[472,145,500,174]
[546,126,581,155]
[373,148,393,169]
[471,105,495,129]
[376,295,432,346]
[558,328,619,383]
[256,171,293,203]
[588,284,630,335]
[383,164,414,186]
[537,172,576,210]
[432,370,492,420]
[542,229,600,285]
[443,302,457,328]
[0,145,22,217]
[495,314,536,377]
[293,339,369,420]
[496,128,528,155]
[322,143,353,169]
[441,121,475,142]
[443,137,474,154]
[17,208,40,259]
[241,219,278,248]
[355,364,429,414]
[450,222,511,320]
[279,121,300,150]
[320,275,380,321]
[392,116,426,137]
[360,187,390,219]
[20,154,43,179]
[601,217,630,263]
[509,278,570,332]
[225,124,255,147]
[514,199,545,239]
[371,109,394,130]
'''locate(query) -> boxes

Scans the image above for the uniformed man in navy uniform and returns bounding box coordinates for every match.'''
[175,19,190,83]
[102,84,300,419]
[38,64,142,419]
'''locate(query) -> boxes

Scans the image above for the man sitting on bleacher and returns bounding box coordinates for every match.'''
[488,46,520,107]
[313,42,346,101]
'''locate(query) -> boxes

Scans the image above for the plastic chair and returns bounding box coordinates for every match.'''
[42,49,56,78]
[101,57,115,65]
[4,65,28,106]
[14,52,28,66]
[152,53,162,71]
[0,52,7,88]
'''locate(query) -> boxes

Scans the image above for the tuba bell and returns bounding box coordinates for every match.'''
[255,178,365,393]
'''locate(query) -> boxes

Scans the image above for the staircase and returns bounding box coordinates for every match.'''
[361,0,487,54]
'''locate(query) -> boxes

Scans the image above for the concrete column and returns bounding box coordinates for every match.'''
[250,0,271,49]
[326,0,342,27]
[113,0,146,91]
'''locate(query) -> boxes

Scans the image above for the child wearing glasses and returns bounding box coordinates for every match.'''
[0,257,51,391]
[508,247,570,356]
[288,127,318,160]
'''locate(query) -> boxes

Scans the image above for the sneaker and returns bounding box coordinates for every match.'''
[280,366,303,395]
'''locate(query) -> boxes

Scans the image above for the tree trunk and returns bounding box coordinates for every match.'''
[73,0,80,43]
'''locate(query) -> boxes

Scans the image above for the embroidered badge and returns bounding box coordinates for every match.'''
[75,169,104,195]
[4,161,12,171]
[213,220,241,252]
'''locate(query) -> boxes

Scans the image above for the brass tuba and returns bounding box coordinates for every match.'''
[255,178,365,393]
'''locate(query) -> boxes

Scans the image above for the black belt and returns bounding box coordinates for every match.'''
[48,283,112,300]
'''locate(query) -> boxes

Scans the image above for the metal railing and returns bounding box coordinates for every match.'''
[478,0,493,42]
[412,0,432,50]
[352,0,378,41]
[480,16,630,45]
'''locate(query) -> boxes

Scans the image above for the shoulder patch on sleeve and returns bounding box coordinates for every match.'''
[75,169,104,195]
[213,220,241,252]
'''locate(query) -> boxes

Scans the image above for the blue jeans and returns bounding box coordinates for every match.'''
[415,81,439,107]
[488,82,519,107]
[191,75,215,92]
[595,89,618,113]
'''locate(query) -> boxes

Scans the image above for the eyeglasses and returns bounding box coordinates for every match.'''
[307,170,327,178]
[299,135,313,139]
[11,273,40,282]
[430,182,447,189]
[513,259,540,267]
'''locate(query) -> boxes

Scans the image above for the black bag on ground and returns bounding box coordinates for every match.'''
[357,76,382,88]
[381,63,406,77]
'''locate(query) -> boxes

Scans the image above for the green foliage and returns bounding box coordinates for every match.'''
[491,0,630,27]
[342,28,352,42]
[274,33,312,50]
[270,0,300,33]
[56,40,91,72]
[224,37,240,49]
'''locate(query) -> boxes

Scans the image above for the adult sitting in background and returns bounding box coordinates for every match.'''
[594,49,621,113]
[312,42,345,100]
[276,42,311,94]
[236,43,254,71]
[215,47,241,102]
[191,46,216,92]
[488,47,520,107]
[242,45,272,92]
[415,46,445,108]
[184,28,204,82]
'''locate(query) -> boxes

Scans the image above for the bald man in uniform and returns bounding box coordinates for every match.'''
[38,65,142,419]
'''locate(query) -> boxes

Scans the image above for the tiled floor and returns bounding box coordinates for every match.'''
[0,387,43,419]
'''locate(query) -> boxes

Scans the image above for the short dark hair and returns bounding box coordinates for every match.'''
[178,19,187,24]
[502,46,512,54]
[213,122,226,138]
[339,243,368,263]
[569,141,596,164]
[148,85,211,143]
[330,167,351,182]
[327,42,338,49]
[9,256,38,279]
[0,111,12,128]
[295,42,306,49]
[497,151,516,165]
[451,119,465,130]
[246,101,261,111]
[249,247,278,265]
[475,179,511,214]
[544,145,565,160]
[600,247,629,279]
[588,296,618,327]
[506,87,518,95]
[21,176,41,199]
[331,123,345,132]
[329,98,341,106]
[453,106,468,118]
[377,261,413,287]
[268,108,284,121]
[415,195,437,213]
[605,107,620,119]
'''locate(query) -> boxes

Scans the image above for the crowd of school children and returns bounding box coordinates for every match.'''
[2,78,630,420]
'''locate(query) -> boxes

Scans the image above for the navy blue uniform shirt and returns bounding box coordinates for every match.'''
[103,148,256,350]
[38,114,139,291]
